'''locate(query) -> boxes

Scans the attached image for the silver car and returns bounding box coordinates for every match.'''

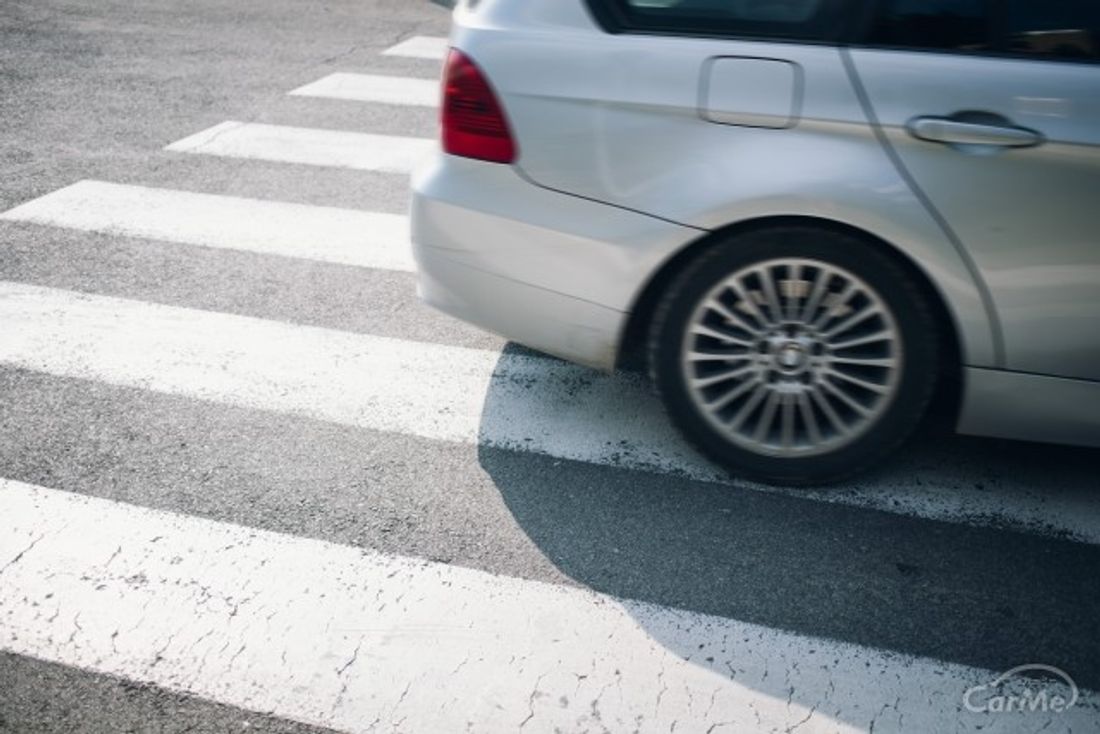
[411,0,1100,484]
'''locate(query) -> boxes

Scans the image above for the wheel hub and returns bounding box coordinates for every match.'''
[774,339,808,372]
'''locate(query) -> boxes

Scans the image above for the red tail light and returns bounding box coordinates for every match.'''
[441,49,517,164]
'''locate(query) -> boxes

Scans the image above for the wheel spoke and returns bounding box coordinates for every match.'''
[690,324,755,347]
[728,383,769,431]
[800,266,833,324]
[827,356,897,369]
[690,364,756,389]
[782,263,805,322]
[810,388,850,437]
[823,369,892,395]
[726,278,774,329]
[822,306,881,339]
[820,379,873,417]
[756,266,784,325]
[780,395,796,450]
[828,330,893,351]
[703,298,762,336]
[797,392,822,445]
[687,351,752,363]
[706,376,762,411]
[811,282,857,330]
[752,391,781,443]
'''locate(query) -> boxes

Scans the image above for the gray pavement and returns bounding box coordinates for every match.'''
[0,652,338,734]
[1,1,1099,732]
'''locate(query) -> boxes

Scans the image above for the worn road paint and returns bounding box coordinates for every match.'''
[5,478,1094,733]
[0,181,414,272]
[382,36,448,61]
[1,282,1099,544]
[288,73,439,107]
[165,122,434,173]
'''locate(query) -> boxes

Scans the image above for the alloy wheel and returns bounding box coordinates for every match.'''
[679,258,902,457]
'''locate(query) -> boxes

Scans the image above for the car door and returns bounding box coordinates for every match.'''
[846,0,1100,380]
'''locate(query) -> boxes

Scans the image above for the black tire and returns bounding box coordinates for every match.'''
[648,226,940,486]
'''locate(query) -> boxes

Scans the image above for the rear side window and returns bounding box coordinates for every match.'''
[589,0,856,42]
[1007,1,1100,60]
[863,0,1099,61]
[866,0,993,52]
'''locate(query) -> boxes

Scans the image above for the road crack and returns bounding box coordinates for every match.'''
[0,533,45,576]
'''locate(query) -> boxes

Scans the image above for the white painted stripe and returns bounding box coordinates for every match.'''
[165,122,434,173]
[0,181,415,272]
[2,282,1099,544]
[288,73,439,107]
[382,35,449,61]
[0,281,700,474]
[6,479,1095,733]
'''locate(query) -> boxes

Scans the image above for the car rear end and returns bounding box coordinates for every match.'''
[409,0,1017,483]
[411,0,702,370]
[411,1,965,369]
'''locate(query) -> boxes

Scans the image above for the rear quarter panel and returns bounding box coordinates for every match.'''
[451,0,998,366]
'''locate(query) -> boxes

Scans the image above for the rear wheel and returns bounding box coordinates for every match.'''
[649,227,939,485]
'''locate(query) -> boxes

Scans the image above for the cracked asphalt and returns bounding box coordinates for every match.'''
[0,2,448,731]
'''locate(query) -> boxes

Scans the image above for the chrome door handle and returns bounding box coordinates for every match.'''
[908,117,1043,148]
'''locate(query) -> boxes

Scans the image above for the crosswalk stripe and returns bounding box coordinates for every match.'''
[2,281,1099,544]
[288,73,439,107]
[165,121,434,173]
[10,478,1093,734]
[0,280,700,474]
[0,181,415,272]
[382,35,449,61]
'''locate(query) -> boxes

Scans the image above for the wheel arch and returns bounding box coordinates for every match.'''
[617,215,964,420]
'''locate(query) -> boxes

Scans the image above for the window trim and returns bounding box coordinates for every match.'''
[583,0,1100,65]
[583,0,863,45]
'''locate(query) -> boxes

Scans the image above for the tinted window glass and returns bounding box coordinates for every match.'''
[867,0,992,51]
[1007,1,1099,60]
[599,0,853,41]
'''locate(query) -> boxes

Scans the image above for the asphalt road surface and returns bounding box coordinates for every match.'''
[1,1,1099,732]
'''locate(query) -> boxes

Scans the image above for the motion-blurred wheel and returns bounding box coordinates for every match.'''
[649,227,940,485]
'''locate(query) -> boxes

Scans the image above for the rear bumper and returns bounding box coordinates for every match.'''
[416,246,622,369]
[410,154,701,370]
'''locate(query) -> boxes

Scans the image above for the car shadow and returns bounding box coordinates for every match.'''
[477,344,1100,724]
